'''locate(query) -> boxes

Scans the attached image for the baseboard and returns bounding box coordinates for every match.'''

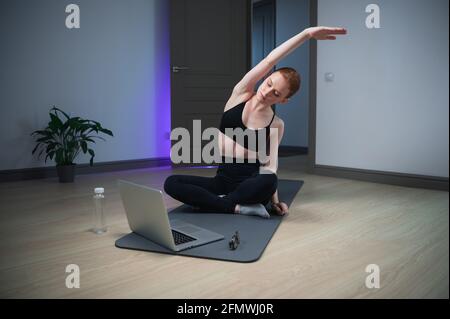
[279,146,308,157]
[0,157,172,183]
[0,148,308,183]
[4,155,447,192]
[309,164,449,191]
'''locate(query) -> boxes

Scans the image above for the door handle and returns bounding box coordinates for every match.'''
[172,66,190,73]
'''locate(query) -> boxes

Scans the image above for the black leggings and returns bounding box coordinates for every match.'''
[164,163,278,213]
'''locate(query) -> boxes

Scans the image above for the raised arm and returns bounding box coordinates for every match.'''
[234,26,347,94]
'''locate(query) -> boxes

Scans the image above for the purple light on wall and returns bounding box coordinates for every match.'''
[152,0,171,158]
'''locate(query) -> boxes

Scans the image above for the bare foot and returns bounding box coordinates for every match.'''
[271,202,289,216]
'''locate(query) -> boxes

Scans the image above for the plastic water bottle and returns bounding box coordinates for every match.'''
[92,187,107,234]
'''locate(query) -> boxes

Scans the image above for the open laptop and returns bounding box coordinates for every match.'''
[118,180,224,252]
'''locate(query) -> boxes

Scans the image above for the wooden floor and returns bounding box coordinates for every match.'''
[0,155,448,299]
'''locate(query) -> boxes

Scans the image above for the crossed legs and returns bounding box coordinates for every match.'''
[163,173,278,214]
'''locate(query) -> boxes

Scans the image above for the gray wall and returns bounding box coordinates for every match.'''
[0,0,171,171]
[275,0,310,147]
[316,0,449,178]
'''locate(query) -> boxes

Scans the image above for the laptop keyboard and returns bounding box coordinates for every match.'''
[172,229,196,245]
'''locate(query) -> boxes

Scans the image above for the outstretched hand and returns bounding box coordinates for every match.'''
[307,26,347,40]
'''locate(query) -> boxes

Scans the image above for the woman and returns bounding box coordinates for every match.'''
[164,26,347,218]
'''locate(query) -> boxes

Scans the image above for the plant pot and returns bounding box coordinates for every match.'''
[56,164,76,183]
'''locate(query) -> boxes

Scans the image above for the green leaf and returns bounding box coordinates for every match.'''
[84,128,94,135]
[32,143,42,155]
[48,122,59,134]
[50,113,63,130]
[36,136,54,143]
[51,106,70,120]
[83,137,96,143]
[99,128,114,137]
[31,129,51,137]
[46,143,58,154]
[80,124,94,135]
[61,119,71,131]
[45,151,55,163]
[66,140,78,151]
[92,120,101,127]
[86,135,105,142]
[67,117,81,129]
[38,148,46,158]
[81,141,88,153]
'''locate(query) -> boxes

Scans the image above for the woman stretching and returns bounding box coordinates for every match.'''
[164,26,347,218]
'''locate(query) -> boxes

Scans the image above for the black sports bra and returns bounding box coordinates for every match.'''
[219,100,275,154]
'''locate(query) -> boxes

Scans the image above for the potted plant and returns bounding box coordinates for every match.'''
[31,106,113,183]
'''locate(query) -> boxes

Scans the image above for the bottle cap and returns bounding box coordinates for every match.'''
[94,187,105,194]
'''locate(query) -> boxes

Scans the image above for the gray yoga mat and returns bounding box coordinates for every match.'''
[115,179,303,263]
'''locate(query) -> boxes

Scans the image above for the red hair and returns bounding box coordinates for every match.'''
[274,67,301,99]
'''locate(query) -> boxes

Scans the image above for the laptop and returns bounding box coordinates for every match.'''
[118,180,224,252]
